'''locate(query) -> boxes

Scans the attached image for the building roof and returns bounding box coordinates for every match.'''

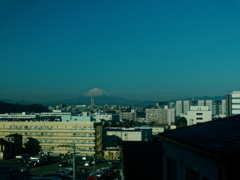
[159,115,240,158]
[5,133,22,137]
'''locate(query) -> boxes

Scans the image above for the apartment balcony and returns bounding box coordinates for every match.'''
[22,134,95,139]
[24,141,95,147]
[40,148,95,154]
[0,127,95,132]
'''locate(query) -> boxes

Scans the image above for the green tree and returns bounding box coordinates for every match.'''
[177,117,187,128]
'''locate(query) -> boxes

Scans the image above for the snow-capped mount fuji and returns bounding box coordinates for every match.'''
[83,88,111,97]
[46,88,130,106]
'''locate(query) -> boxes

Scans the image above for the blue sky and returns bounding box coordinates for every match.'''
[1,0,240,103]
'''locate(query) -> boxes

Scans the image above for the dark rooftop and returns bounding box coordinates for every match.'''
[159,115,240,157]
[5,133,23,137]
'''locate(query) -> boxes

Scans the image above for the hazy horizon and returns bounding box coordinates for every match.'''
[0,87,227,104]
[1,0,240,103]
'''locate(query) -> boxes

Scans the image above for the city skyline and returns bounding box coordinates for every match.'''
[1,0,240,103]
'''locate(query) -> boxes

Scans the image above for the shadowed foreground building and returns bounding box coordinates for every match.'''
[159,115,240,180]
[122,141,162,180]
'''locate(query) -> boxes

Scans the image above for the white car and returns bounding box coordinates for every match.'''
[82,156,86,160]
[84,161,93,166]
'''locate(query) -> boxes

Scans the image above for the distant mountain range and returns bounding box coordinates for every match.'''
[0,88,226,107]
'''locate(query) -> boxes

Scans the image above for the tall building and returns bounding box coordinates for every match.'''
[198,100,226,116]
[176,101,183,117]
[226,91,240,117]
[176,100,193,117]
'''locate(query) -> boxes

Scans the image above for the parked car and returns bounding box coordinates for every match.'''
[85,174,99,180]
[82,156,87,160]
[84,161,93,166]
[88,171,105,178]
[9,167,20,172]
[20,167,29,173]
[58,162,68,167]
[15,153,29,159]
[29,174,43,180]
[117,157,122,161]
[96,167,110,172]
[108,160,115,165]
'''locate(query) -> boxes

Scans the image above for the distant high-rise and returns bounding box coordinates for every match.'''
[176,100,193,117]
[226,91,240,117]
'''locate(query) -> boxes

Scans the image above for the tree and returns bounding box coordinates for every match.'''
[177,117,187,128]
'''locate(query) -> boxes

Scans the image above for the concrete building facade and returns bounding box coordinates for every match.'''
[0,122,102,157]
[181,106,212,126]
[226,91,240,117]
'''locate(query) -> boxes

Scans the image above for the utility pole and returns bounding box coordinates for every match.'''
[94,154,96,180]
[58,143,76,180]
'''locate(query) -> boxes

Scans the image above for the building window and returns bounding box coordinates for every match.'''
[196,113,202,115]
[186,166,199,180]
[196,118,203,120]
[167,156,177,180]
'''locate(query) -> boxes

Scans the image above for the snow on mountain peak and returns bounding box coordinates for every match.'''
[83,88,111,97]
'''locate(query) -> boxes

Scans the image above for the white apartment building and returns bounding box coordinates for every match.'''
[119,109,136,121]
[226,91,240,117]
[181,106,212,126]
[94,114,119,122]
[146,106,175,125]
[40,110,71,118]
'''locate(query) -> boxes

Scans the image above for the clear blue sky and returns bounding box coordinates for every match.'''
[1,0,240,103]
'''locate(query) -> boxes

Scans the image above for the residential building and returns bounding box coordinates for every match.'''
[226,91,240,117]
[119,109,136,121]
[181,106,212,126]
[94,114,119,122]
[146,106,175,125]
[0,122,103,157]
[159,115,240,180]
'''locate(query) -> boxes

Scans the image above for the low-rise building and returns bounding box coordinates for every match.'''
[94,114,119,122]
[105,127,152,141]
[181,106,212,126]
